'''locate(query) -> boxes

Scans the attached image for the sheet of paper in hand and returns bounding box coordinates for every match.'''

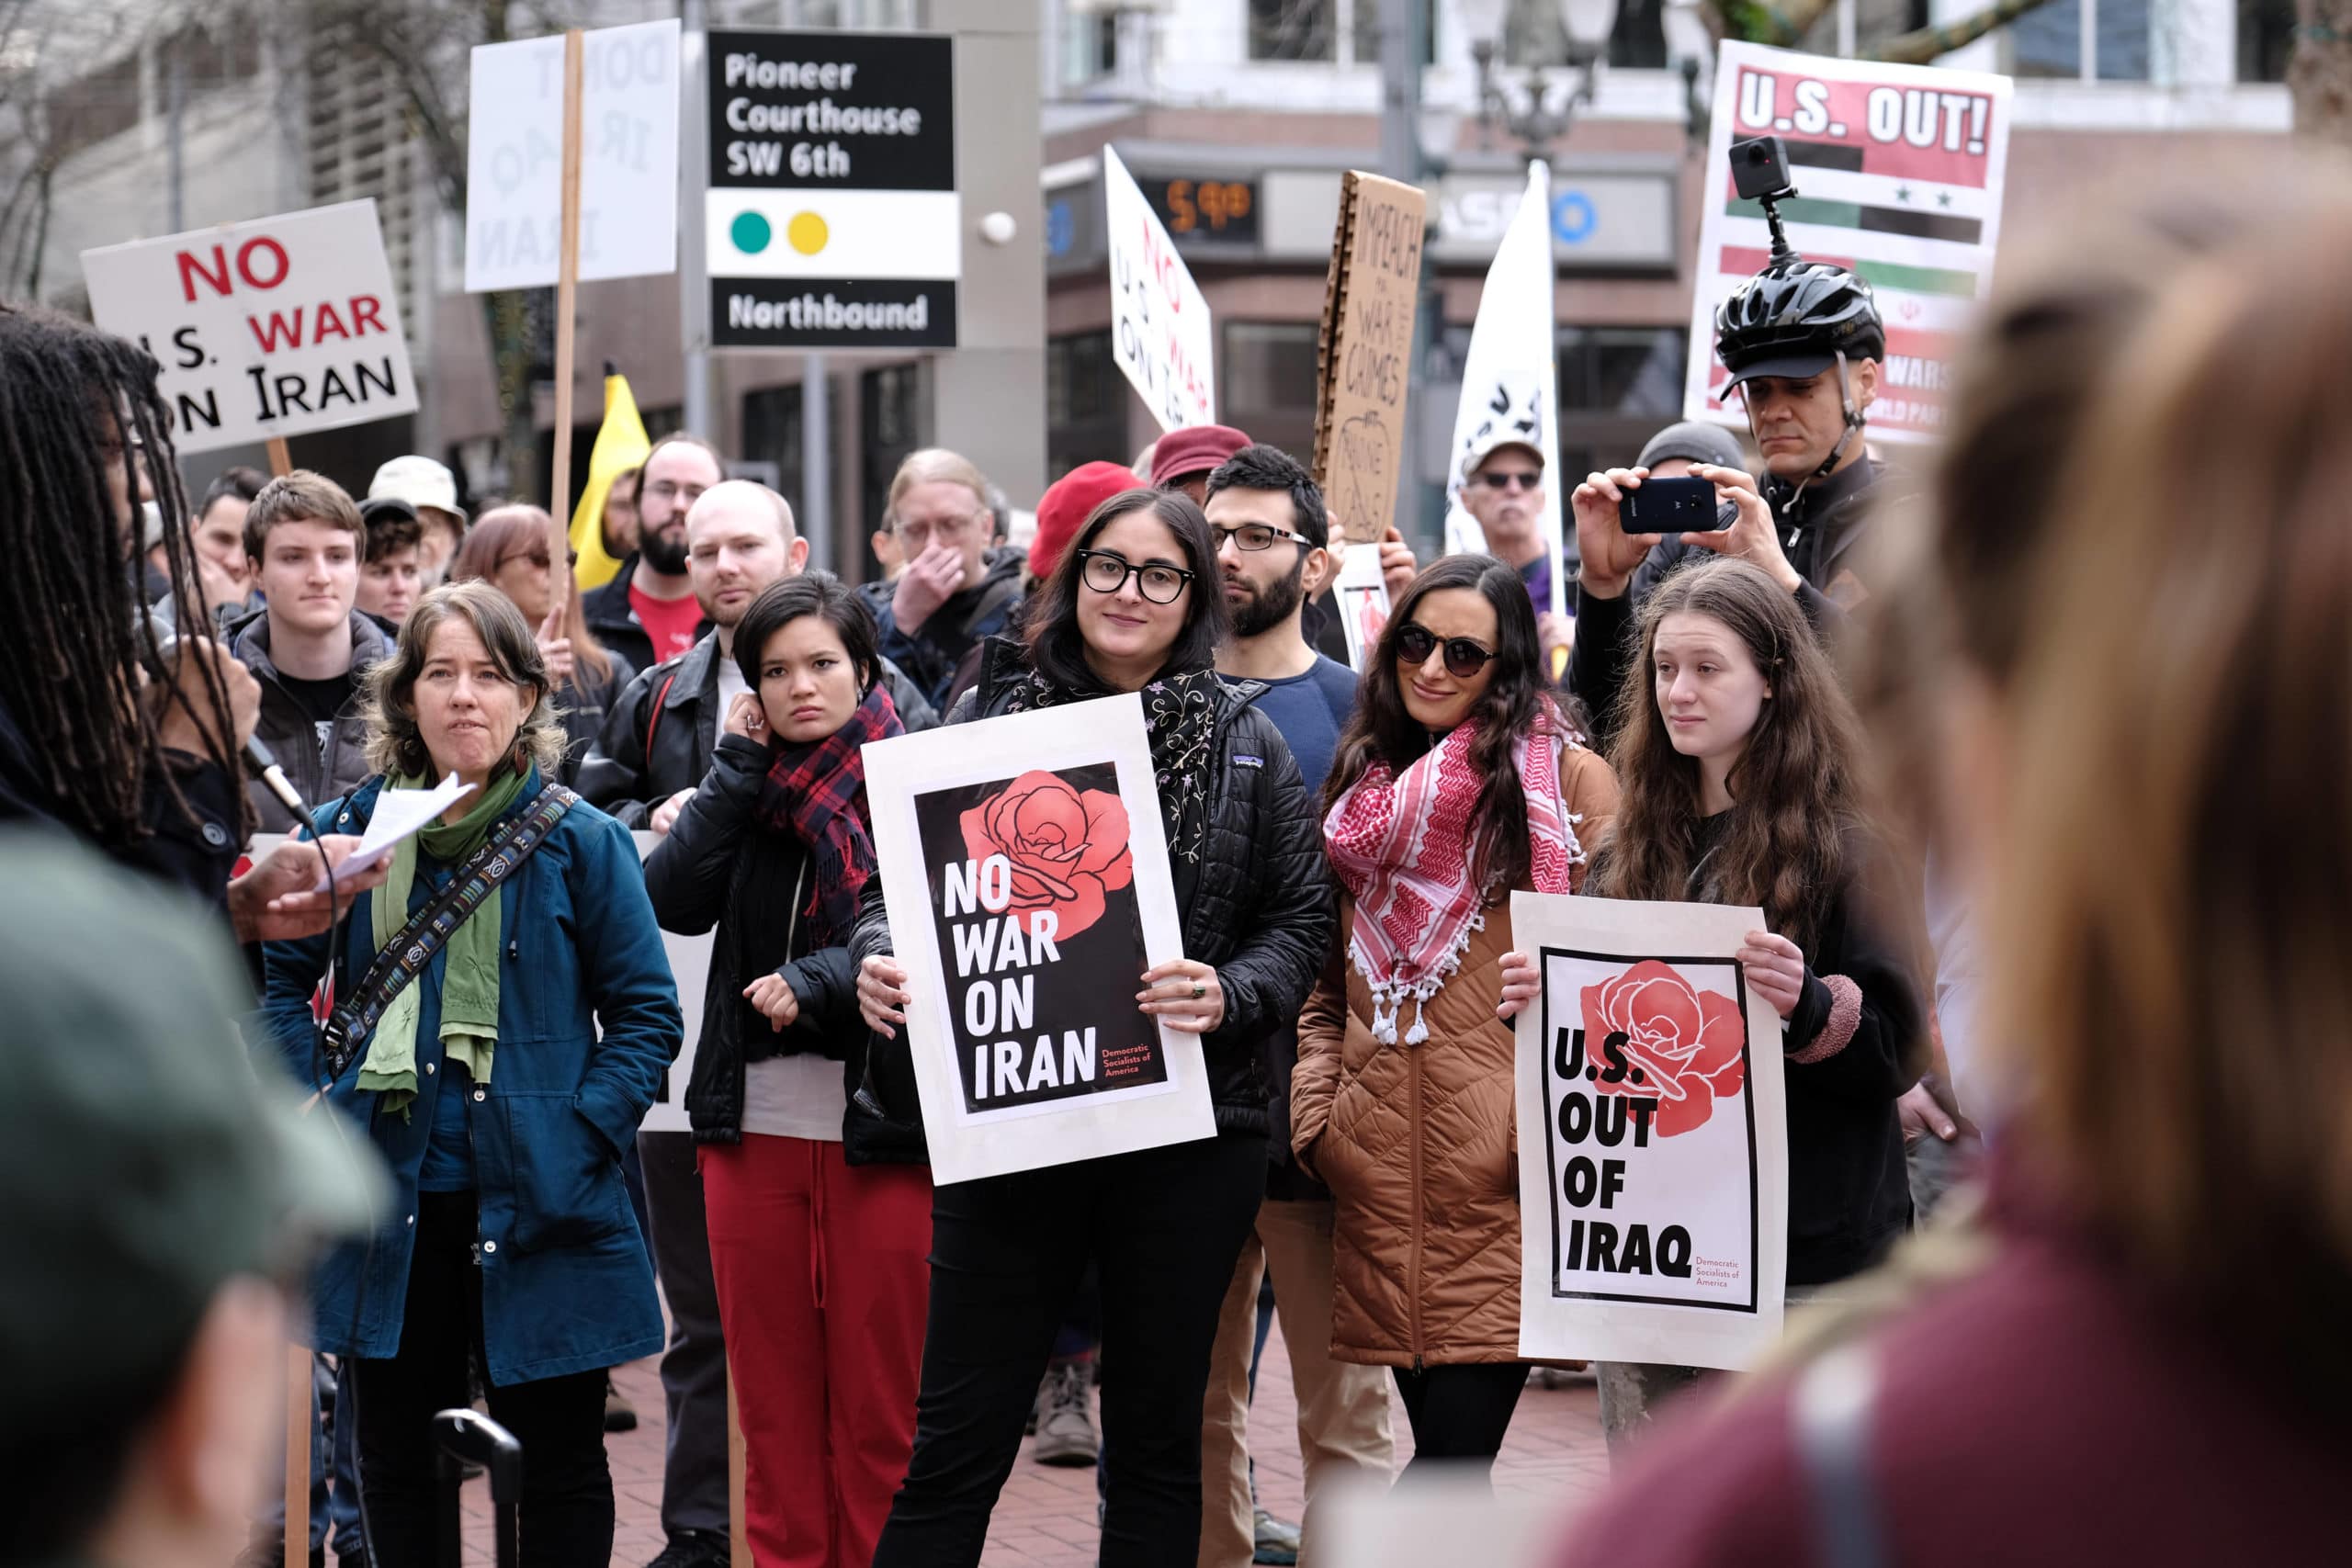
[1510,891,1789,1371]
[865,694,1214,1183]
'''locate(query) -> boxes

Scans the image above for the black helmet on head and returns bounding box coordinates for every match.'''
[1714,256,1885,390]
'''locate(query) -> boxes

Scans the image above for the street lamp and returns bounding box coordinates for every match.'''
[1455,0,1624,157]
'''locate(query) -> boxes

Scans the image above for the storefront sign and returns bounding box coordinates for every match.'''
[705,28,959,350]
[1429,168,1679,270]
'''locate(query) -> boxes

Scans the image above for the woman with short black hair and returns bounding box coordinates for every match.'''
[854,488,1336,1568]
[643,572,928,1568]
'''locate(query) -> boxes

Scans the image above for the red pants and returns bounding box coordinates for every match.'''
[702,1135,933,1568]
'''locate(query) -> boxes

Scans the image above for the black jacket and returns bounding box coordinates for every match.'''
[1569,457,1885,754]
[849,637,1339,1142]
[581,553,704,679]
[641,734,924,1164]
[229,610,395,831]
[871,546,1026,711]
[575,632,937,828]
[551,652,636,787]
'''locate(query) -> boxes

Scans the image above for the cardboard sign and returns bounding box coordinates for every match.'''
[1511,892,1789,1371]
[1313,172,1426,545]
[865,696,1215,1184]
[1686,41,2014,442]
[464,19,682,291]
[81,200,419,454]
[1104,146,1216,432]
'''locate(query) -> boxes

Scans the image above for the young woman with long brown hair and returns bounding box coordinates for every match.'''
[1294,554,1617,1476]
[1528,555,1923,1450]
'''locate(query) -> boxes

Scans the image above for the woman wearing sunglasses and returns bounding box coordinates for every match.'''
[451,504,635,784]
[854,486,1337,1567]
[1294,554,1618,1475]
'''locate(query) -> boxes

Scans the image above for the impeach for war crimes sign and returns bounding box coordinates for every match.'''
[1511,892,1790,1371]
[865,695,1214,1184]
[81,200,419,454]
[1312,171,1426,547]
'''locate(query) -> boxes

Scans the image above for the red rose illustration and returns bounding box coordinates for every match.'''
[959,770,1134,942]
[1580,960,1747,1139]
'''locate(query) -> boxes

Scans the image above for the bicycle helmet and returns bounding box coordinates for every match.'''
[1714,257,1885,389]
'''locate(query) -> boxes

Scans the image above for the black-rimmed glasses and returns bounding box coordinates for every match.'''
[1210,523,1313,553]
[1078,549,1193,604]
[1395,623,1497,678]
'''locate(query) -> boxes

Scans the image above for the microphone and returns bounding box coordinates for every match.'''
[243,735,309,818]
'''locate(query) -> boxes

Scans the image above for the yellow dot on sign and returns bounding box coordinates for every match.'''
[787,211,829,255]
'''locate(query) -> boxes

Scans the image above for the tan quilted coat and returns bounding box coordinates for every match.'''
[1292,746,1617,1366]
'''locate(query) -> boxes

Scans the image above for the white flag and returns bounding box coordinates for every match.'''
[1442,162,1566,618]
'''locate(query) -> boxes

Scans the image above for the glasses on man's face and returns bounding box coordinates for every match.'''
[644,480,708,506]
[1078,549,1193,604]
[1476,469,1542,492]
[897,511,983,551]
[1210,523,1313,553]
[1395,623,1498,679]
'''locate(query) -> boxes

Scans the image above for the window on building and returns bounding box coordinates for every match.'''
[1047,331,1129,477]
[1221,321,1324,459]
[741,384,807,511]
[2240,0,2296,81]
[1060,10,1119,87]
[1251,0,1437,65]
[2008,0,2152,81]
[1501,0,1668,66]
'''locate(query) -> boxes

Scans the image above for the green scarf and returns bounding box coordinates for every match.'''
[356,767,533,1115]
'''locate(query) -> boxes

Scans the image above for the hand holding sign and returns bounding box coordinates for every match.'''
[536,604,576,686]
[1496,949,1540,1021]
[1137,959,1224,1034]
[1736,930,1806,1018]
[859,953,912,1038]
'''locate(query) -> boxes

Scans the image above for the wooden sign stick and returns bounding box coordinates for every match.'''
[548,28,587,626]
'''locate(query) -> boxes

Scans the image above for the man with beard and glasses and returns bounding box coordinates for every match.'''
[583,434,724,677]
[1198,444,1395,1568]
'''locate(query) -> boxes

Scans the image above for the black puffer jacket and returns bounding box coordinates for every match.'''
[849,637,1339,1141]
[642,733,925,1165]
[551,652,636,787]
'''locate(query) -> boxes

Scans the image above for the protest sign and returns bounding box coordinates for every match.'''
[464,18,681,291]
[1332,546,1392,672]
[1511,892,1789,1371]
[81,201,418,455]
[634,831,712,1136]
[1313,171,1426,545]
[1685,41,2014,442]
[865,695,1215,1184]
[1105,145,1216,432]
[1441,162,1565,615]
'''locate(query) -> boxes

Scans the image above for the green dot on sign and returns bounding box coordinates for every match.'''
[731,211,772,254]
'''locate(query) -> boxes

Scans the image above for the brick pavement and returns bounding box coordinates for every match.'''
[457,1324,1613,1566]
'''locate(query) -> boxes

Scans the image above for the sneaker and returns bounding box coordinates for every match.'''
[645,1532,729,1568]
[1029,1358,1100,1467]
[604,1374,639,1433]
[1253,1506,1302,1565]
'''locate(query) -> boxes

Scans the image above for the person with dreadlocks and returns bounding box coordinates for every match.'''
[1564,150,1888,752]
[0,301,381,944]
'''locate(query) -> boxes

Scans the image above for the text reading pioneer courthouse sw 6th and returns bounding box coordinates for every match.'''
[706,28,959,349]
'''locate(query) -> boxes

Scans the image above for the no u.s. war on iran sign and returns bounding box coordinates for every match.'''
[705,28,959,350]
[81,200,418,454]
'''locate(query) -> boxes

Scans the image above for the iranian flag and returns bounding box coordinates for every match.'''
[1685,42,2015,444]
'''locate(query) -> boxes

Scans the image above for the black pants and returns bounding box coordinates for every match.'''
[872,1134,1267,1568]
[1392,1362,1529,1481]
[353,1190,615,1568]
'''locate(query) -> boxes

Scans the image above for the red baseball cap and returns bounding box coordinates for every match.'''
[1030,462,1143,581]
[1148,424,1253,490]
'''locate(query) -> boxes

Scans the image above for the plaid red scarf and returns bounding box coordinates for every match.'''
[753,682,904,946]
[1324,707,1582,1044]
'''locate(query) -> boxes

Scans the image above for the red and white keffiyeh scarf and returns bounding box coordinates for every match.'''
[1324,709,1584,1044]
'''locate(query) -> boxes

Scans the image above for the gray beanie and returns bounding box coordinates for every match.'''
[1636,421,1749,474]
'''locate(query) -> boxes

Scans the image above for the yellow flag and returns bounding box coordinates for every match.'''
[570,368,654,591]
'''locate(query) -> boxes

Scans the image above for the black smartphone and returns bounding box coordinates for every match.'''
[1619,477,1727,535]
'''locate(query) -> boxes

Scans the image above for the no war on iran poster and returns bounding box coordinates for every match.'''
[865,697,1216,1184]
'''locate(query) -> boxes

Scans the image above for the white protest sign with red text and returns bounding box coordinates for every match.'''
[1104,145,1216,432]
[82,200,418,454]
[1686,42,2013,443]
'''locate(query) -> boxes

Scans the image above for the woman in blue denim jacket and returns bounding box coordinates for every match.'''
[263,582,682,1568]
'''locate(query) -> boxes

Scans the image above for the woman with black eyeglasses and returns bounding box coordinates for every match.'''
[1293,554,1617,1476]
[854,486,1337,1568]
[452,504,635,784]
